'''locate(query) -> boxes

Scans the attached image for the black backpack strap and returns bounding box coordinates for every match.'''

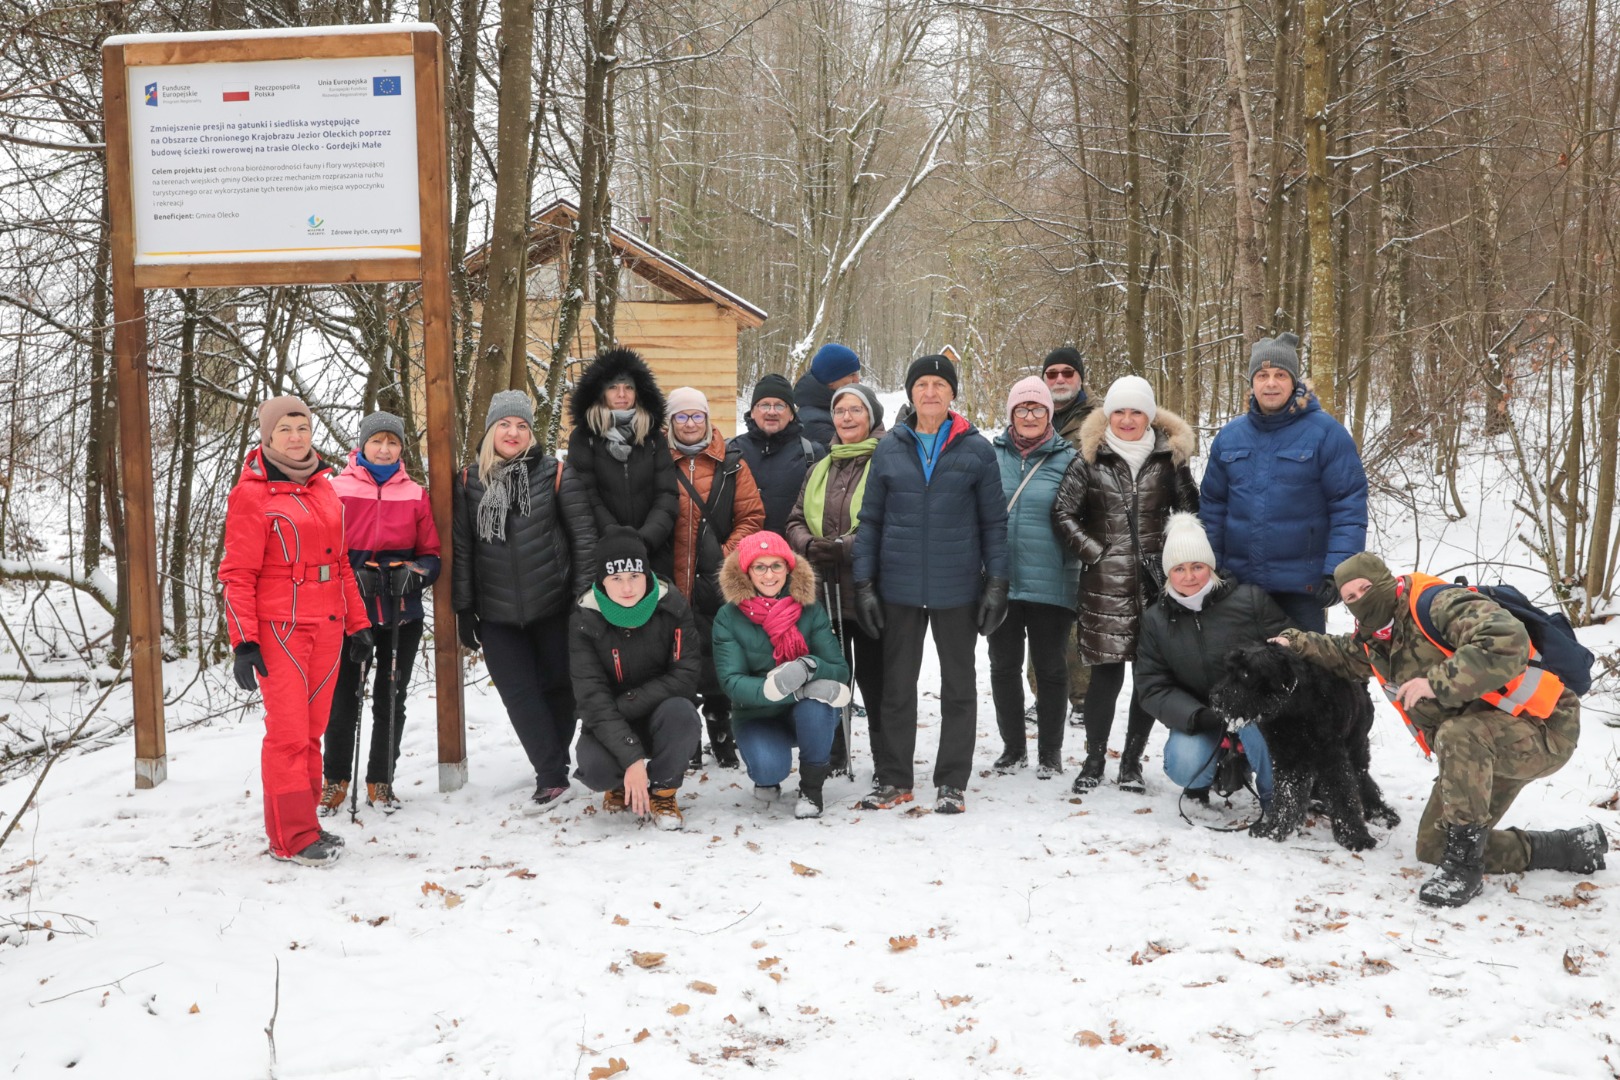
[673,461,730,537]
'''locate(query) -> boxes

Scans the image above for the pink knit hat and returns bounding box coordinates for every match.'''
[1005,376,1054,421]
[258,395,310,442]
[666,386,709,418]
[738,530,797,574]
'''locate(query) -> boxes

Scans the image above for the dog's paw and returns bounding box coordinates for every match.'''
[1332,825,1378,852]
[1367,806,1401,829]
[1248,814,1291,842]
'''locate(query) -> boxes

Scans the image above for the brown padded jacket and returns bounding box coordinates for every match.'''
[669,426,765,608]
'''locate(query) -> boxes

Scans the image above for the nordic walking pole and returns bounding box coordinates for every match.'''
[348,652,371,823]
[380,561,407,810]
[831,579,854,781]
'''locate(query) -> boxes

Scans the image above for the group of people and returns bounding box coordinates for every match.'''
[219,334,1606,909]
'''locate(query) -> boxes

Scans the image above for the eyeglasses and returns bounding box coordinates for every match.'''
[832,407,869,420]
[755,402,790,413]
[750,560,788,574]
[672,412,708,425]
[1012,405,1049,420]
[1044,367,1079,380]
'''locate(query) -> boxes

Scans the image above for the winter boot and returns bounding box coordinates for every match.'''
[318,779,349,817]
[1023,703,1039,727]
[1036,749,1064,779]
[934,786,966,815]
[1525,823,1609,874]
[317,828,347,847]
[649,788,684,831]
[271,837,342,867]
[1117,731,1149,794]
[1182,786,1211,808]
[525,783,572,816]
[602,788,628,814]
[366,781,401,814]
[753,784,782,805]
[856,784,914,811]
[706,714,740,770]
[992,746,1027,774]
[1073,744,1107,792]
[795,762,830,819]
[1419,823,1488,907]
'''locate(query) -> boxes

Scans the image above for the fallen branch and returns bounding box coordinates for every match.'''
[33,961,161,1005]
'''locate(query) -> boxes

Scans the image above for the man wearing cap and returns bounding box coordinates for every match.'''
[730,372,828,535]
[1200,332,1368,633]
[1039,346,1096,722]
[1278,552,1606,906]
[852,354,1010,815]
[794,343,862,450]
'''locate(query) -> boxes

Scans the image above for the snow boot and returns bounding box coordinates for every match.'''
[1036,749,1064,779]
[1525,823,1608,874]
[1419,824,1488,907]
[934,786,966,815]
[1023,703,1039,727]
[318,779,348,817]
[366,781,401,814]
[706,715,740,769]
[271,837,342,867]
[1117,731,1149,794]
[856,784,914,811]
[649,788,684,831]
[602,788,628,814]
[317,829,347,848]
[525,783,572,816]
[1073,743,1107,791]
[795,762,830,819]
[992,747,1027,774]
[753,784,782,805]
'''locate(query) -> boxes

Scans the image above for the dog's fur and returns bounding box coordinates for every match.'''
[1210,643,1400,850]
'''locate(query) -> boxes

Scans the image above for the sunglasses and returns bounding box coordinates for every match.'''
[1044,367,1079,380]
[672,412,708,425]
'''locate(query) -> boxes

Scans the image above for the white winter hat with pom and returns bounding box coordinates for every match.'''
[1161,512,1217,575]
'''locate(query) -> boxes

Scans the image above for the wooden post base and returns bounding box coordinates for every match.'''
[135,756,168,789]
[438,760,468,793]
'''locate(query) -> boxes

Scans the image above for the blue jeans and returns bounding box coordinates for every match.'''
[1162,723,1274,802]
[733,699,840,786]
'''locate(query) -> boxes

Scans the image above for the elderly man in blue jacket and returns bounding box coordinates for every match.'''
[852,354,1009,815]
[1200,333,1368,633]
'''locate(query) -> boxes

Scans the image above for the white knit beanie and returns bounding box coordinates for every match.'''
[1102,375,1157,423]
[1161,512,1217,574]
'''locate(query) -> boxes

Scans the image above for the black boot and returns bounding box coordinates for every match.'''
[1073,744,1106,792]
[827,723,849,774]
[706,714,740,769]
[1525,823,1609,874]
[1419,824,1488,907]
[1117,730,1149,794]
[795,762,830,819]
[992,746,1027,774]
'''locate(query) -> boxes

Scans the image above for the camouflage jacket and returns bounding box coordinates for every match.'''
[1282,585,1576,741]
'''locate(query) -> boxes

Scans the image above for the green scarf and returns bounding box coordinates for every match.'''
[802,438,878,538]
[592,577,662,629]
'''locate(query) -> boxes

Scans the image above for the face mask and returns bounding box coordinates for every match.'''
[1336,552,1399,632]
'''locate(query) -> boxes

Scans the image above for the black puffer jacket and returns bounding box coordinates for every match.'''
[1134,578,1290,732]
[1052,408,1199,664]
[570,578,702,771]
[567,348,680,575]
[793,371,836,449]
[452,449,597,626]
[730,416,827,535]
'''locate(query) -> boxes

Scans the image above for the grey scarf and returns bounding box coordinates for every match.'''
[603,408,638,463]
[477,453,533,543]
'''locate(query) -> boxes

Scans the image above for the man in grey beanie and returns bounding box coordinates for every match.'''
[1199,332,1368,633]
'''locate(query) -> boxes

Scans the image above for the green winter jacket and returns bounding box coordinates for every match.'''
[710,549,851,727]
[993,427,1080,611]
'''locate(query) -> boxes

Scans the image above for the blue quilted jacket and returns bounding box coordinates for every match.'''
[992,428,1079,611]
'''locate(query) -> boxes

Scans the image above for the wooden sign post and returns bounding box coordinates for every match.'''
[102,24,466,791]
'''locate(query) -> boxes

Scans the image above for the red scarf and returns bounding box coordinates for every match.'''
[737,594,809,663]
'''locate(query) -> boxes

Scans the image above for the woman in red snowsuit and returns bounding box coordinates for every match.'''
[220,397,373,866]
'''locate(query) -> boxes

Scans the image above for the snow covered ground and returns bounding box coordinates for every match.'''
[2,411,1618,1078]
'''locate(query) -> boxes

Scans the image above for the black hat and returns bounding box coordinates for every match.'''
[905,354,959,399]
[596,526,649,587]
[1042,346,1085,381]
[750,373,796,412]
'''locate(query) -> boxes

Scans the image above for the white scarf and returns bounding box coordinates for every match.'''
[1169,576,1218,612]
[1104,425,1156,478]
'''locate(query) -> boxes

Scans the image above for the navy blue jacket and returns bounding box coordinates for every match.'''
[730,416,827,535]
[853,412,1009,609]
[792,371,836,450]
[1200,388,1368,596]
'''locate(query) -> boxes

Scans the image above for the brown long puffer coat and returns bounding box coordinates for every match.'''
[1052,408,1198,665]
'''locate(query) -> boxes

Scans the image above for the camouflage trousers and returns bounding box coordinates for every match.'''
[1027,619,1091,708]
[1415,702,1581,873]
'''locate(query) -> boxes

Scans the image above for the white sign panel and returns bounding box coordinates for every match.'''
[126,56,420,263]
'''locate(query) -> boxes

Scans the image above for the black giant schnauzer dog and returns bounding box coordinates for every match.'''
[1210,643,1400,851]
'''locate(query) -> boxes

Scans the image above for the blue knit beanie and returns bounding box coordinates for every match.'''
[810,343,861,384]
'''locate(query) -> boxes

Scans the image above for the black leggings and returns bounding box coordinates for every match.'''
[1081,661,1153,752]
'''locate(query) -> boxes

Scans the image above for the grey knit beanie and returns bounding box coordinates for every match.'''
[830,383,885,433]
[484,389,535,432]
[358,410,405,447]
[1247,333,1301,382]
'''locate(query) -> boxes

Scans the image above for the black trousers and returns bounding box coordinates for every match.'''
[574,698,702,791]
[989,601,1074,757]
[324,617,425,785]
[875,603,979,790]
[480,614,576,788]
[1082,660,1154,753]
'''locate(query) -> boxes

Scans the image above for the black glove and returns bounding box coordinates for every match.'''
[976,577,1010,636]
[1191,708,1226,734]
[353,564,383,604]
[854,580,884,639]
[457,611,481,651]
[390,562,428,596]
[1314,576,1340,608]
[805,537,840,567]
[233,642,267,691]
[347,628,375,663]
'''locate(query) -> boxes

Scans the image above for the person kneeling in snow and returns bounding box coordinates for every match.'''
[711,531,851,818]
[1277,552,1607,907]
[571,528,703,831]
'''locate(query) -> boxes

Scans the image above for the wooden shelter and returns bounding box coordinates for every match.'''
[471,199,767,437]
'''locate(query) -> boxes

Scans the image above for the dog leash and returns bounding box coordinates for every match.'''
[1177,734,1263,832]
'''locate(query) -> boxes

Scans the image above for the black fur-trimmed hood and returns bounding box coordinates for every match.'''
[569,347,667,431]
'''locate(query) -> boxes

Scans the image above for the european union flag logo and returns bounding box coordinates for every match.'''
[372,76,401,97]
[144,82,158,106]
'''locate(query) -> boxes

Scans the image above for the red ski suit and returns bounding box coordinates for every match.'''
[220,448,369,857]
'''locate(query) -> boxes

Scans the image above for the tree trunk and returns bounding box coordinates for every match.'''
[1224,0,1265,344]
[1302,0,1337,415]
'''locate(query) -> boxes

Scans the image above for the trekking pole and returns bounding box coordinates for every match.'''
[831,579,854,781]
[348,651,371,823]
[381,561,408,812]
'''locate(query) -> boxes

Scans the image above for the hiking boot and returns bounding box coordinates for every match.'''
[525,784,572,816]
[1118,731,1149,794]
[271,838,342,867]
[366,781,401,814]
[707,716,740,769]
[856,784,914,811]
[318,779,349,817]
[992,747,1027,774]
[1023,703,1039,727]
[1526,823,1608,874]
[753,784,781,805]
[1182,786,1211,808]
[1419,824,1488,907]
[795,762,830,820]
[1073,747,1106,791]
[649,788,684,831]
[603,788,628,814]
[827,725,850,774]
[317,829,347,847]
[1036,750,1064,779]
[1068,707,1084,728]
[934,786,966,814]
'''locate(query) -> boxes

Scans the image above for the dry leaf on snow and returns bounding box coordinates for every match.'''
[188,1004,199,1014]
[888,935,918,952]
[1563,950,1585,975]
[669,1003,691,1016]
[507,868,536,880]
[634,1029,651,1043]
[790,861,819,877]
[421,881,444,895]
[631,951,667,969]
[690,981,718,994]
[1075,1030,1104,1048]
[612,915,629,926]
[757,957,780,969]
[587,1059,628,1080]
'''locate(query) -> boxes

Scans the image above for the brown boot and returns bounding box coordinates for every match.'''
[649,788,684,831]
[366,781,401,814]
[318,779,348,817]
[603,788,628,813]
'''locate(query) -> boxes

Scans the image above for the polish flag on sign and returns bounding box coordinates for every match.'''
[222,86,250,102]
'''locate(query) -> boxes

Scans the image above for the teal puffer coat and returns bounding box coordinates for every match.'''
[993,428,1080,611]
